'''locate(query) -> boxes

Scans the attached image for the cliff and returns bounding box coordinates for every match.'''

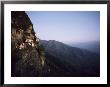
[11,11,46,76]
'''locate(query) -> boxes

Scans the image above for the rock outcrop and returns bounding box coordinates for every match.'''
[11,11,46,76]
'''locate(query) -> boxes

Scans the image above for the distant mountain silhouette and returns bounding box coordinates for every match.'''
[66,41,100,54]
[40,40,100,77]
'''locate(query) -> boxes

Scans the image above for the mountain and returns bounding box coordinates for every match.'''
[66,41,100,54]
[11,11,47,76]
[40,40,100,77]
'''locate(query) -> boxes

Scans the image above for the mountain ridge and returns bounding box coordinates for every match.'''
[66,41,100,54]
[40,40,100,76]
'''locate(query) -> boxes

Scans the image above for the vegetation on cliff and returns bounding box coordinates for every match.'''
[11,11,46,76]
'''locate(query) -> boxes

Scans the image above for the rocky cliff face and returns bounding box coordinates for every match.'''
[11,11,46,76]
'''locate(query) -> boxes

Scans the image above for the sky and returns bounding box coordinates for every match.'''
[26,11,100,43]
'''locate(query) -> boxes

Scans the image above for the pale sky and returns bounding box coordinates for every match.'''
[26,11,100,43]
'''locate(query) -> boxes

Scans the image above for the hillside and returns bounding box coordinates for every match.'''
[40,40,100,76]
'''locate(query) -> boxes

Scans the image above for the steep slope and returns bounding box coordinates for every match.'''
[11,11,46,76]
[40,40,100,76]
